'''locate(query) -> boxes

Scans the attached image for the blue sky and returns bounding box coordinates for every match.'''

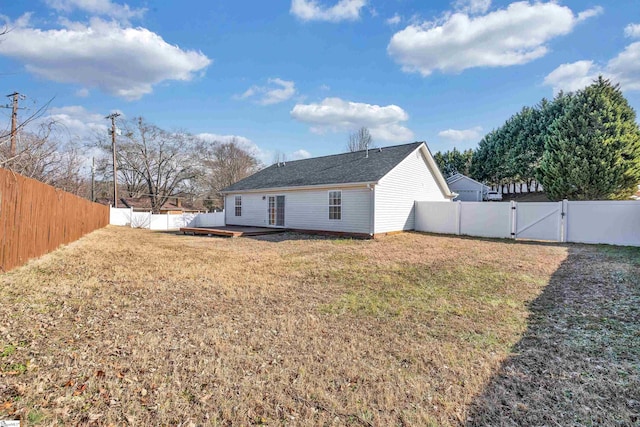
[0,0,639,164]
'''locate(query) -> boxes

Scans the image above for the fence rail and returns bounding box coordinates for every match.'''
[0,168,110,272]
[415,200,640,247]
[110,208,225,230]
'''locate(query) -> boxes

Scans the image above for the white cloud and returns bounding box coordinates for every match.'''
[386,14,401,26]
[577,6,603,23]
[543,60,597,93]
[75,88,90,97]
[236,78,296,105]
[197,133,253,146]
[25,105,108,143]
[291,149,312,160]
[198,133,271,165]
[625,23,640,39]
[544,43,640,93]
[290,97,414,142]
[196,133,311,165]
[0,16,211,100]
[453,0,491,15]
[438,126,483,142]
[44,0,146,23]
[607,42,640,91]
[388,2,600,76]
[290,0,367,22]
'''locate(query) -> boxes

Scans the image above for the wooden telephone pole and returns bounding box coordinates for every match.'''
[2,92,24,159]
[8,92,19,157]
[106,113,121,208]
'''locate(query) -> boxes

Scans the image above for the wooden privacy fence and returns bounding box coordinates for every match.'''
[0,168,110,272]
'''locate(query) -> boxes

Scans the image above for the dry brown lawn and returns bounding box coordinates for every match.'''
[0,226,638,426]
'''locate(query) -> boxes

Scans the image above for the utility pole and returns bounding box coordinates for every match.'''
[2,92,25,159]
[106,113,121,208]
[91,157,96,202]
[8,93,19,157]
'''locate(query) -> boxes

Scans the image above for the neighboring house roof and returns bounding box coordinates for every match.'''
[446,173,490,190]
[223,142,451,194]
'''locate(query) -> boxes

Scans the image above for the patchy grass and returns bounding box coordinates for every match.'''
[467,244,640,426]
[0,226,637,426]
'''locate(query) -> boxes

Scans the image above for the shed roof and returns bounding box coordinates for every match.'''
[446,173,489,189]
[222,142,424,192]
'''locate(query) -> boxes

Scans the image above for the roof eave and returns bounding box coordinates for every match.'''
[221,181,377,194]
[417,143,456,199]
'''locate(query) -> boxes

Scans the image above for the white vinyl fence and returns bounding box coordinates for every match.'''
[415,200,640,247]
[110,207,225,231]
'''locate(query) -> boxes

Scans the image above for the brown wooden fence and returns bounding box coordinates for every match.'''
[0,168,109,272]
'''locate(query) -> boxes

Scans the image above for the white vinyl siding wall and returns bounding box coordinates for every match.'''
[447,176,487,202]
[374,147,448,234]
[225,187,372,234]
[225,193,266,226]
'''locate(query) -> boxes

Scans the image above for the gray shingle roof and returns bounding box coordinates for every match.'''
[222,142,424,192]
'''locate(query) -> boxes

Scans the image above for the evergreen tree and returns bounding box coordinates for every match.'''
[539,76,640,200]
[433,148,473,177]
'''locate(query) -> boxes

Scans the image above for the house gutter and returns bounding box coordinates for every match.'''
[220,181,378,194]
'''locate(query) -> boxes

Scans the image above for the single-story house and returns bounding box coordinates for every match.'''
[220,141,455,238]
[446,173,490,202]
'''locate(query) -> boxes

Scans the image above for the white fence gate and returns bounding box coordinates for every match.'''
[514,201,563,242]
[415,200,640,247]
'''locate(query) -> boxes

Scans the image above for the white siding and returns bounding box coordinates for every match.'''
[225,187,372,234]
[225,193,265,226]
[447,176,486,202]
[374,147,448,234]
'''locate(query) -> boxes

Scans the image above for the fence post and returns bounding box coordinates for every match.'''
[510,200,517,239]
[130,208,134,228]
[560,199,568,243]
[456,201,462,235]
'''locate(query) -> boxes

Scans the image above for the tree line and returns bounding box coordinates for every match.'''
[0,114,261,212]
[434,77,640,201]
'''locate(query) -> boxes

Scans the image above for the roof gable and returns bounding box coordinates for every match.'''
[447,173,489,189]
[222,142,424,192]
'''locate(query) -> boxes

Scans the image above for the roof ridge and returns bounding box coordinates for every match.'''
[268,141,424,166]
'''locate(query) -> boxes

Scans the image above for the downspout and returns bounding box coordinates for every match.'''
[368,183,375,237]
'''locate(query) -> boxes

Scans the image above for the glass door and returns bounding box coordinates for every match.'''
[268,196,285,227]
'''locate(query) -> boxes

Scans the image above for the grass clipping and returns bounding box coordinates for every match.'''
[0,227,638,426]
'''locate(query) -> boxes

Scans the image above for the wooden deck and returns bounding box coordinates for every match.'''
[179,226,287,238]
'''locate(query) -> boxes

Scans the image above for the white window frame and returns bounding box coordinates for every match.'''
[234,195,242,217]
[328,190,342,221]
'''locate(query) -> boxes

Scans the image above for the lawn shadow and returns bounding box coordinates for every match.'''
[248,231,364,243]
[466,245,640,426]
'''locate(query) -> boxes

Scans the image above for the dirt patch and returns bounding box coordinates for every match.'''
[0,227,636,425]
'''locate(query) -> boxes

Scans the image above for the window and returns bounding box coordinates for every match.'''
[235,196,242,216]
[329,190,341,220]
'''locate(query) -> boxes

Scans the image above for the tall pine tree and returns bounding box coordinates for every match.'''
[539,76,640,200]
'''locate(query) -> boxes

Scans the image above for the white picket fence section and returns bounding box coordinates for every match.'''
[110,207,225,231]
[416,200,640,247]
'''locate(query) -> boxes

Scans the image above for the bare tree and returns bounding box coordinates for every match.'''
[0,121,90,197]
[346,127,374,152]
[97,117,200,213]
[272,150,286,165]
[196,138,260,209]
